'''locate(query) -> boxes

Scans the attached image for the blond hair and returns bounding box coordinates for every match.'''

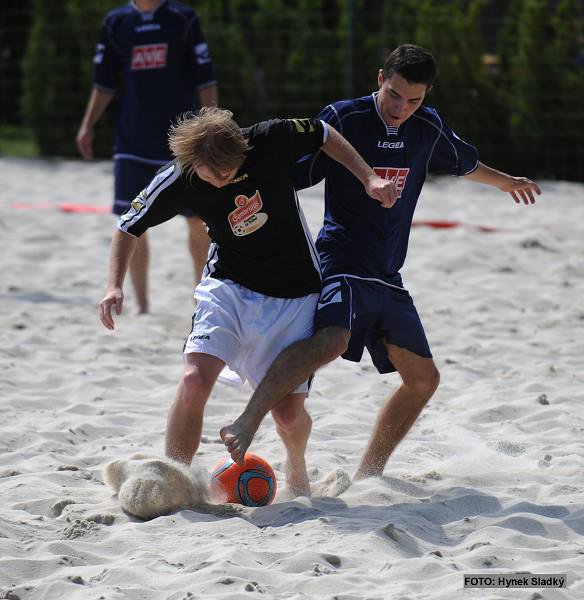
[169,107,249,179]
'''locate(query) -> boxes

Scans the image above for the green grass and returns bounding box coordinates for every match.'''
[0,125,40,158]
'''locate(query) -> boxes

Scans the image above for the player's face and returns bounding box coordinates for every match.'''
[377,71,430,127]
[195,164,240,188]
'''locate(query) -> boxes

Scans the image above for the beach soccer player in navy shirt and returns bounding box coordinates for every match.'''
[221,44,542,484]
[76,0,217,314]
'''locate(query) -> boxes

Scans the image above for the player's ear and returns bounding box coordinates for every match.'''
[377,70,384,89]
[425,84,433,96]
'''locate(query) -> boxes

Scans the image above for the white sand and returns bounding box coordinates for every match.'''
[1,156,583,599]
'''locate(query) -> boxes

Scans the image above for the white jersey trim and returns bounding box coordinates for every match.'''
[321,121,329,144]
[118,162,181,232]
[324,273,405,292]
[307,105,369,185]
[94,83,116,94]
[114,153,168,166]
[197,79,218,90]
[372,92,400,136]
[294,190,322,279]
[203,242,218,278]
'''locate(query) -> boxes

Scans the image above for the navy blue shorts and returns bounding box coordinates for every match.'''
[313,275,432,374]
[114,159,195,217]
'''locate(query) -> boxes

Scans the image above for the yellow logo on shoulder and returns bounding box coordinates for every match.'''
[290,118,315,133]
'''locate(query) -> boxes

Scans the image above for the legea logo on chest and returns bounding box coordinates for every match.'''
[377,141,404,149]
[228,191,268,236]
[373,167,410,199]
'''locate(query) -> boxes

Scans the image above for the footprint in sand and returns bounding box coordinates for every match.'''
[312,468,352,497]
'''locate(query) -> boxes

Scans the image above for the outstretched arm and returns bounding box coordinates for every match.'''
[99,230,138,330]
[321,126,398,208]
[464,162,542,205]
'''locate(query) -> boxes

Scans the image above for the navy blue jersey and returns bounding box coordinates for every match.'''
[119,119,327,298]
[93,0,216,163]
[295,93,479,285]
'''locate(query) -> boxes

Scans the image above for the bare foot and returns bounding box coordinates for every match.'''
[219,416,258,465]
[285,458,311,497]
[132,303,149,316]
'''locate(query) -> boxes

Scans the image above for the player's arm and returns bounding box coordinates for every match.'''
[198,83,217,107]
[321,125,397,208]
[78,16,120,159]
[99,230,137,330]
[76,87,115,159]
[464,162,541,205]
[100,165,185,328]
[188,11,217,109]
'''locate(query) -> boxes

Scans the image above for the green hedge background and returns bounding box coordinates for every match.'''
[2,0,582,179]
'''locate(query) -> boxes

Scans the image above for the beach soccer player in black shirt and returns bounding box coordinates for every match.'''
[99,107,397,496]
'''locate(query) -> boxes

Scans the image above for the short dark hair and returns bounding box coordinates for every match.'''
[382,44,436,87]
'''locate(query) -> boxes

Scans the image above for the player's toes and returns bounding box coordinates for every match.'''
[226,436,239,450]
[231,448,245,465]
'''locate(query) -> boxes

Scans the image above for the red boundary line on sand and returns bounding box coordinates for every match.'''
[10,202,110,214]
[412,220,499,232]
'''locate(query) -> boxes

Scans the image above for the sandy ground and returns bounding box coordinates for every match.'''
[0,156,583,600]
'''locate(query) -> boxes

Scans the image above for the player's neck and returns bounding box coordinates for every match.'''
[133,0,163,13]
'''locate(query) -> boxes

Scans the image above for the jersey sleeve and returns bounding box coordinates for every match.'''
[249,118,326,166]
[283,118,327,162]
[92,18,122,92]
[186,13,216,90]
[293,104,338,191]
[427,118,479,176]
[117,163,188,237]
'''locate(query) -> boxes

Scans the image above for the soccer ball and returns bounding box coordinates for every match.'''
[210,453,277,507]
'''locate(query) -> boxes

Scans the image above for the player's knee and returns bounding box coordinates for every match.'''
[428,365,440,394]
[180,367,213,406]
[413,364,440,401]
[272,400,310,432]
[314,327,350,362]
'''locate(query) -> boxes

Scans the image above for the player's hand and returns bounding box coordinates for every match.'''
[76,125,94,160]
[366,174,398,208]
[99,288,124,330]
[499,176,541,205]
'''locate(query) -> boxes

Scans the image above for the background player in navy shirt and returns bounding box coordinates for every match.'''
[98,107,396,497]
[76,0,217,314]
[221,45,542,484]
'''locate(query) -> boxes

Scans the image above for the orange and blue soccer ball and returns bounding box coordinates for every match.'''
[210,453,277,507]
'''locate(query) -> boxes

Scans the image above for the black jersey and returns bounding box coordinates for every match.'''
[118,118,327,298]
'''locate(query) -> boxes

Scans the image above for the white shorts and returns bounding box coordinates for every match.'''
[184,277,318,393]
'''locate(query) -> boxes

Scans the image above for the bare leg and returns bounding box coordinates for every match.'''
[129,231,149,314]
[354,344,440,480]
[220,326,349,463]
[165,352,225,464]
[186,216,210,289]
[271,393,312,496]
